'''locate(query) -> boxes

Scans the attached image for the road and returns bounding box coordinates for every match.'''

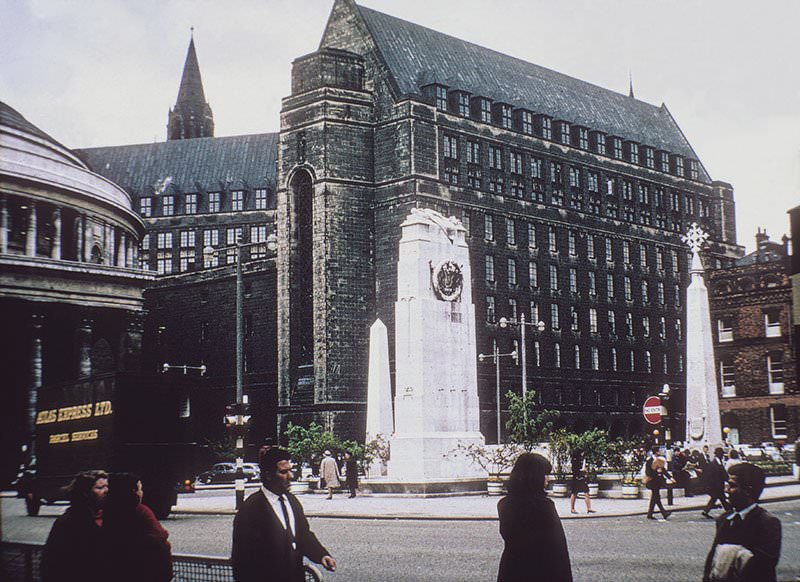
[3,497,799,581]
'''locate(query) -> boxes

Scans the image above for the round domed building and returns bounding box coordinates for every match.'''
[0,102,151,483]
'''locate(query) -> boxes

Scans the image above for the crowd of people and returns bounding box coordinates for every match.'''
[42,442,783,582]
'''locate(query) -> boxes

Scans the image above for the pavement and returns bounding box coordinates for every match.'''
[174,475,800,520]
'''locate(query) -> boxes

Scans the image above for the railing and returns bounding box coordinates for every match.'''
[2,542,322,582]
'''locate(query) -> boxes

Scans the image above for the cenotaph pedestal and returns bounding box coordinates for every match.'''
[388,208,485,481]
[682,223,723,447]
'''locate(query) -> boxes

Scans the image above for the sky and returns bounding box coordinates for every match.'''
[2,0,798,252]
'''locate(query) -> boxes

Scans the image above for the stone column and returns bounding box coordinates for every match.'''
[25,202,37,256]
[28,314,44,461]
[117,231,126,267]
[0,195,8,254]
[119,313,143,372]
[77,317,93,377]
[83,216,92,262]
[75,216,84,261]
[51,208,62,260]
[126,237,134,268]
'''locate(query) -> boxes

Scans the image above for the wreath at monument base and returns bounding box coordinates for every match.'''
[431,260,463,302]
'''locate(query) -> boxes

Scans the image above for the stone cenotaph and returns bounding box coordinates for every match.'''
[388,208,485,481]
[682,223,723,447]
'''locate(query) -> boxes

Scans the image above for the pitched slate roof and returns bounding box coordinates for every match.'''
[354,4,709,181]
[76,133,279,196]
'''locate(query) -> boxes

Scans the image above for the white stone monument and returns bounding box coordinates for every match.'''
[682,223,723,447]
[365,319,393,476]
[388,208,485,481]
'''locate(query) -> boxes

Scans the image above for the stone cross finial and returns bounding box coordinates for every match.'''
[681,222,709,253]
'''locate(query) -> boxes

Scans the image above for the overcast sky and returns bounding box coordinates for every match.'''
[3,0,798,252]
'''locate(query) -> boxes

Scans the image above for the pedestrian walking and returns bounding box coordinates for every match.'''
[725,448,743,471]
[344,450,359,498]
[702,462,782,581]
[568,454,594,514]
[497,453,573,582]
[41,470,108,582]
[232,447,336,581]
[702,447,731,518]
[104,472,173,582]
[644,447,672,521]
[319,450,341,500]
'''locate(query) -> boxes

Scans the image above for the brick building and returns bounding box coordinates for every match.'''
[708,230,797,444]
[80,1,747,444]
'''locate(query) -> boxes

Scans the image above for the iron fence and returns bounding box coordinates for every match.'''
[2,541,322,582]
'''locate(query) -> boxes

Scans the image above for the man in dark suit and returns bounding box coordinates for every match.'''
[703,462,782,582]
[232,448,336,582]
[702,447,731,518]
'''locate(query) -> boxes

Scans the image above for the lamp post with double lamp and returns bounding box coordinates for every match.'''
[478,342,518,444]
[498,313,546,400]
[203,233,277,509]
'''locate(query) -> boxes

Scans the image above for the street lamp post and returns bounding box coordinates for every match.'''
[204,233,277,509]
[478,341,518,444]
[499,313,546,399]
[659,383,675,506]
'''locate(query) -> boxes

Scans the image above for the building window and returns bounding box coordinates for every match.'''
[717,317,733,342]
[226,227,242,264]
[659,316,666,339]
[156,231,173,274]
[611,348,618,371]
[675,157,685,177]
[508,298,518,321]
[625,312,633,336]
[645,350,652,373]
[641,280,649,304]
[642,316,650,337]
[528,223,537,248]
[533,340,541,366]
[608,310,616,334]
[612,138,623,159]
[587,172,598,192]
[485,214,494,241]
[531,158,543,179]
[506,218,516,245]
[605,238,613,263]
[624,277,632,301]
[461,210,471,234]
[770,404,788,439]
[179,230,196,272]
[457,93,470,116]
[486,296,496,323]
[530,302,539,325]
[529,261,538,287]
[595,133,606,155]
[554,343,561,368]
[478,98,492,123]
[607,273,615,299]
[521,111,534,134]
[162,195,174,216]
[589,308,598,333]
[444,135,458,159]
[764,310,781,337]
[203,229,219,267]
[588,272,596,295]
[508,258,517,286]
[574,345,581,368]
[435,86,448,110]
[645,148,655,169]
[676,318,682,341]
[629,143,639,164]
[250,225,269,258]
[551,303,560,330]
[140,197,152,217]
[548,227,557,253]
[568,167,580,188]
[577,128,589,150]
[185,193,198,214]
[720,357,736,397]
[569,268,577,293]
[254,188,270,210]
[568,231,577,256]
[623,241,631,263]
[541,117,552,140]
[499,104,512,128]
[559,122,570,145]
[231,190,244,211]
[485,255,495,282]
[550,161,562,184]
[630,350,636,372]
[660,152,670,173]
[550,265,559,290]
[767,352,784,394]
[690,160,700,181]
[510,151,523,175]
[489,145,503,169]
[639,244,648,268]
[208,192,221,213]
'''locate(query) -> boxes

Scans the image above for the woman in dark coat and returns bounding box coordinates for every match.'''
[497,453,573,582]
[104,472,173,582]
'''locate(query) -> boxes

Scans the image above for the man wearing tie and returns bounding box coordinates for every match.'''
[232,447,336,581]
[702,447,731,518]
[703,462,781,581]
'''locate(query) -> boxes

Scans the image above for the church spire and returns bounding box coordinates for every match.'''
[167,30,214,140]
[628,71,635,99]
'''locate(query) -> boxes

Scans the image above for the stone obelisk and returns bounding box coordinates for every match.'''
[682,223,723,447]
[388,208,485,481]
[365,319,393,476]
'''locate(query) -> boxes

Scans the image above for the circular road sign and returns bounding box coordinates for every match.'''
[643,396,662,425]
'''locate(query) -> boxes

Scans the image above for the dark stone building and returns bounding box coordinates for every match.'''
[709,230,797,444]
[80,1,747,445]
[167,34,214,141]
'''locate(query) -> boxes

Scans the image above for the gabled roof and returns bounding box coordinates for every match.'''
[76,133,279,196]
[348,3,709,181]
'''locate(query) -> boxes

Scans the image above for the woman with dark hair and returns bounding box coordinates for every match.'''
[568,453,594,514]
[497,453,573,582]
[104,473,173,582]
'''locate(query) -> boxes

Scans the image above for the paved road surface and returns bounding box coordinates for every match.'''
[3,497,799,581]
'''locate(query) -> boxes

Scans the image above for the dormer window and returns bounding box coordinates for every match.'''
[435,85,448,111]
[675,157,685,177]
[690,160,699,180]
[558,121,571,145]
[628,142,639,164]
[538,116,552,140]
[474,97,492,123]
[519,110,534,134]
[645,148,655,169]
[452,91,470,117]
[612,137,623,159]
[659,151,670,173]
[578,127,589,149]
[593,132,607,155]
[494,103,512,129]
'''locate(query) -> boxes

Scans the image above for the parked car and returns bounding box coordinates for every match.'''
[243,463,261,482]
[196,462,259,484]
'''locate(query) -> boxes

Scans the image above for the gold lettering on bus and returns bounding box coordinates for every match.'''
[93,400,113,417]
[71,429,99,442]
[49,433,70,444]
[36,410,58,425]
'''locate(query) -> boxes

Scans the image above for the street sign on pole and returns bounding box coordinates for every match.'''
[643,396,662,425]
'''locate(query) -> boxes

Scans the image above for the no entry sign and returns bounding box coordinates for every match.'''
[643,396,662,425]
